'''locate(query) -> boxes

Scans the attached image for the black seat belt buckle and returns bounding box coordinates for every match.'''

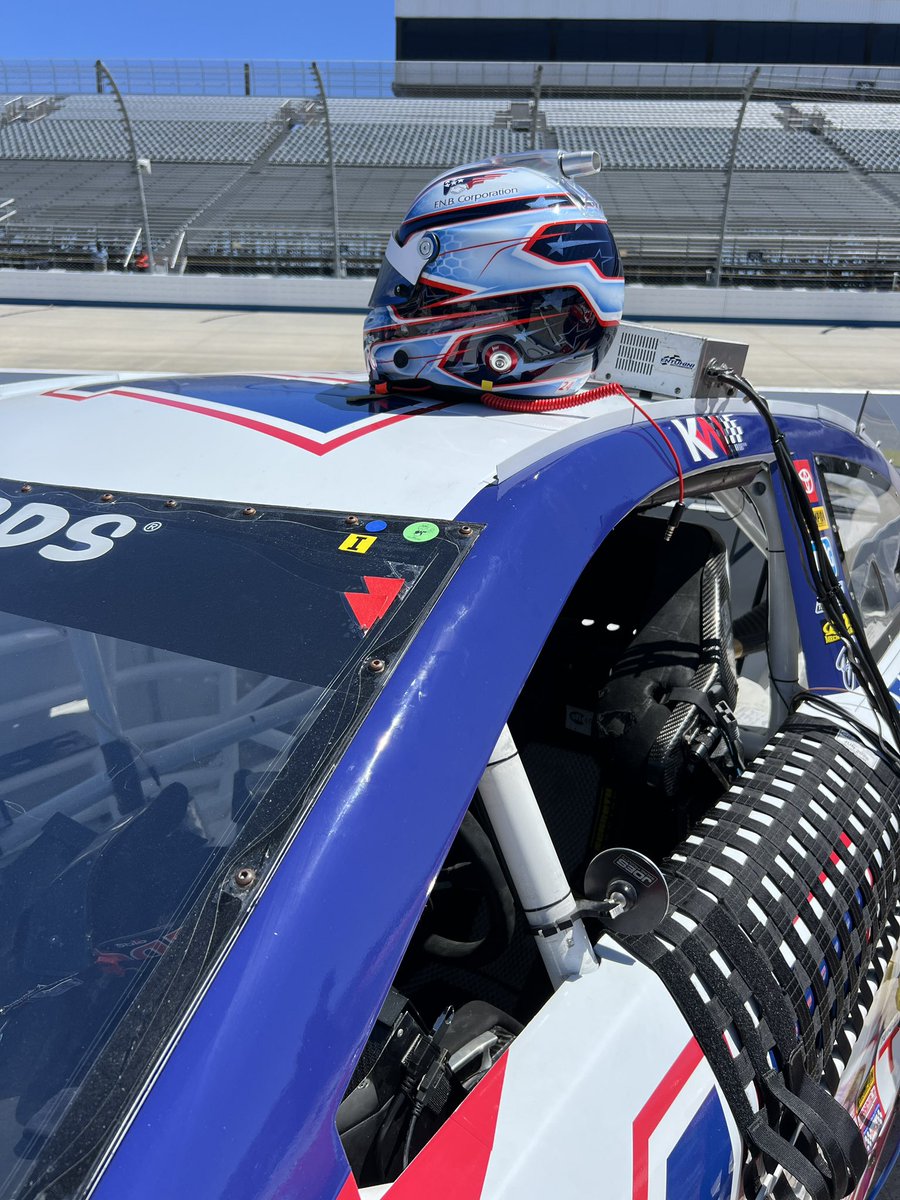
[714,699,745,773]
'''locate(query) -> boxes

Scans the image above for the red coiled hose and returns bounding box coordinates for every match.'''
[478,382,623,414]
[479,381,685,503]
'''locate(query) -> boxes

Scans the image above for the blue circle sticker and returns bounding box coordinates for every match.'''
[365,519,387,533]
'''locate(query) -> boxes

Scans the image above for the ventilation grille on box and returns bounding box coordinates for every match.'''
[614,329,658,377]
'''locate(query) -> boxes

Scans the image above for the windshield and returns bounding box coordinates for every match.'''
[0,479,479,1199]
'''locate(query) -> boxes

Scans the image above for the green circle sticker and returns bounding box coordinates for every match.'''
[403,521,440,543]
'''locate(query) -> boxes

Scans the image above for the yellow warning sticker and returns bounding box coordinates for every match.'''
[339,533,377,554]
[822,612,855,643]
[812,506,829,531]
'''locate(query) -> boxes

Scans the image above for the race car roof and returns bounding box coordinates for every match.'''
[0,371,641,519]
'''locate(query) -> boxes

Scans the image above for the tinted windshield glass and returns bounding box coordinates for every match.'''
[0,480,479,1199]
[819,458,900,658]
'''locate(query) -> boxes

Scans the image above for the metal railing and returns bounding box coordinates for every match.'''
[9,224,896,290]
[1,58,900,100]
[617,233,900,288]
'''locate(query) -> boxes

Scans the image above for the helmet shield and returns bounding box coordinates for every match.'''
[365,286,616,392]
[368,231,439,309]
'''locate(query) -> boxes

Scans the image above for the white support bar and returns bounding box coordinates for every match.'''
[478,725,598,988]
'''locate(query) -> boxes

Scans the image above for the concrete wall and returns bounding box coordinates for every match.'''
[0,269,375,313]
[3,268,900,324]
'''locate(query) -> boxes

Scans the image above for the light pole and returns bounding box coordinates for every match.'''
[713,65,760,289]
[529,64,543,151]
[95,60,155,271]
[311,61,342,278]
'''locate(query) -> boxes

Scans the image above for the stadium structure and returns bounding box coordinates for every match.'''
[396,0,900,66]
[0,55,899,289]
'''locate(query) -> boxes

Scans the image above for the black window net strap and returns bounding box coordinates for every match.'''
[617,715,900,1200]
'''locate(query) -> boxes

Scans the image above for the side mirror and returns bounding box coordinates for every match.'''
[580,847,669,936]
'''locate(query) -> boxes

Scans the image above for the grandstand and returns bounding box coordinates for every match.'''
[1,59,899,286]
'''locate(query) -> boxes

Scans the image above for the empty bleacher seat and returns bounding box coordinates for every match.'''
[1,89,897,282]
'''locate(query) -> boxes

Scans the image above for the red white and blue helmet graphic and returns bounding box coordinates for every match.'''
[364,151,624,398]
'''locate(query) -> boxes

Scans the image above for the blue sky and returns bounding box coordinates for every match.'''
[6,0,396,61]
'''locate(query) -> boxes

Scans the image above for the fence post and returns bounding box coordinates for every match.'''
[95,60,155,271]
[529,63,543,151]
[713,64,760,288]
[311,60,342,279]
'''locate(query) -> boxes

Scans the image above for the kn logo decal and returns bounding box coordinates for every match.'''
[671,415,745,463]
[43,376,451,457]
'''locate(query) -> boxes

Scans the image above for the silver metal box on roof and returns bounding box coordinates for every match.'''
[595,321,749,399]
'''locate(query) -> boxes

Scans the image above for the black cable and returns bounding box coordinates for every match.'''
[790,689,900,777]
[401,1100,424,1170]
[708,364,900,750]
[374,1091,407,1180]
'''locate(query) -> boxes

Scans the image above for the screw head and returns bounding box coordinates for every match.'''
[242,507,257,517]
[100,493,115,503]
[234,867,257,889]
[484,343,518,374]
[368,658,386,674]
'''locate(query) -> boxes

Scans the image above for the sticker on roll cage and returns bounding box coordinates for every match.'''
[794,458,819,502]
[822,613,855,644]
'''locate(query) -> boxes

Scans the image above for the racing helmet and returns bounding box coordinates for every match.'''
[364,150,624,398]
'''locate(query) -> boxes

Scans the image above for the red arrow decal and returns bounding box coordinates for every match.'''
[344,576,405,633]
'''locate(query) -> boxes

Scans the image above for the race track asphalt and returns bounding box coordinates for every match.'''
[0,303,898,389]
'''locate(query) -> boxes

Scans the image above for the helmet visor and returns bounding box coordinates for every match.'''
[369,231,439,309]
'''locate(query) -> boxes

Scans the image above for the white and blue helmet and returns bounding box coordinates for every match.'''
[364,150,624,398]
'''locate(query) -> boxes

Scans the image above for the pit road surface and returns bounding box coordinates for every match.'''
[0,303,898,388]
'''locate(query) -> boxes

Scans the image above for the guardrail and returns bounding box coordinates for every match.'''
[0,58,899,99]
[4,225,898,290]
[3,268,900,324]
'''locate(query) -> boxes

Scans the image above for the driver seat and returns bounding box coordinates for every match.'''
[593,514,742,819]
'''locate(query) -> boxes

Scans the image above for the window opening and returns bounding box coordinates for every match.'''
[338,466,797,1188]
[819,457,900,659]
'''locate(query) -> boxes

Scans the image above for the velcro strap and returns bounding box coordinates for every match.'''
[616,715,900,1200]
[747,1112,833,1200]
[667,685,719,724]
